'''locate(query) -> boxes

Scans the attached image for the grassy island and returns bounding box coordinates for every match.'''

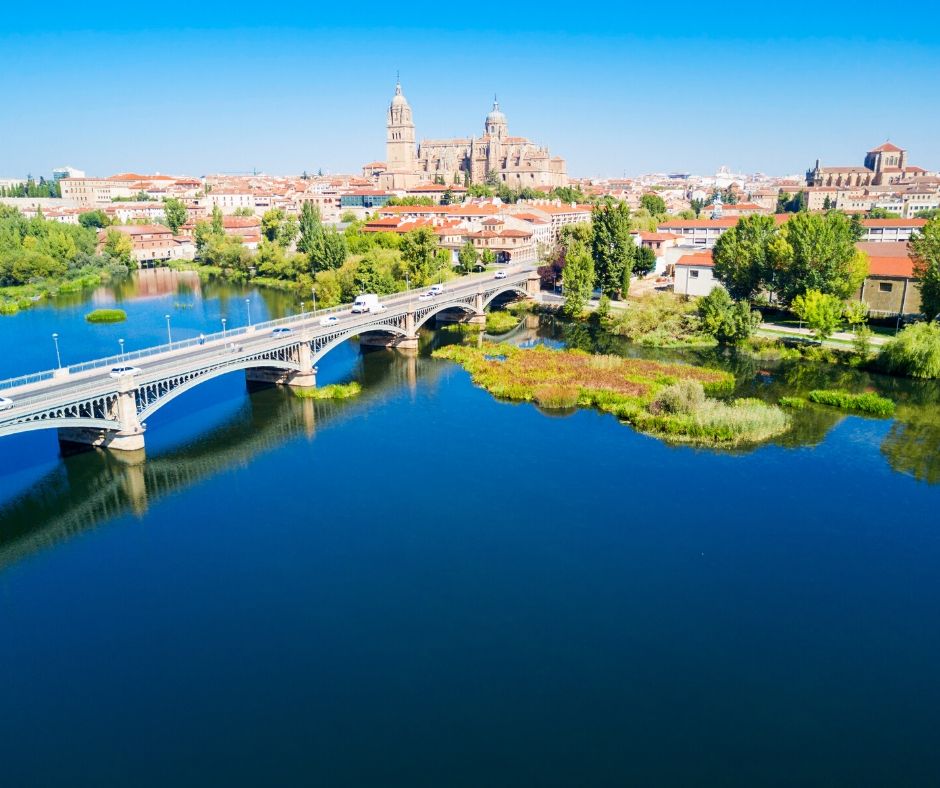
[292,382,362,400]
[485,310,520,334]
[85,308,127,323]
[433,342,790,446]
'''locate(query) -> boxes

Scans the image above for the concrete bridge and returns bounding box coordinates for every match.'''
[0,267,539,452]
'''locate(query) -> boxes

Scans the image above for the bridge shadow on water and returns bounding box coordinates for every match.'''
[0,342,446,571]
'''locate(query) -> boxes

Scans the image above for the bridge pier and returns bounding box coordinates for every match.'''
[359,311,418,350]
[58,386,146,452]
[245,342,317,389]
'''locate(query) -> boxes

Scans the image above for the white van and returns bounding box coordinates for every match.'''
[429,284,445,296]
[352,294,380,313]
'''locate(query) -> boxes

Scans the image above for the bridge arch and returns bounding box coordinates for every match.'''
[137,358,300,422]
[0,416,121,439]
[482,285,528,310]
[412,301,477,332]
[311,322,409,366]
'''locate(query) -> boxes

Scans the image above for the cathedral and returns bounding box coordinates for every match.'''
[366,81,567,191]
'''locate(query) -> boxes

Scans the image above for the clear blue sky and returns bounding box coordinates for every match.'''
[2,1,938,179]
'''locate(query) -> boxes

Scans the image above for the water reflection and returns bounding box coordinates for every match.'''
[0,350,439,569]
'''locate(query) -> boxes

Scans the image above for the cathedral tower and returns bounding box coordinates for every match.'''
[386,79,415,172]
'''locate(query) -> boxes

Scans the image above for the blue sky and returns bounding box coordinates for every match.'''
[1,1,938,178]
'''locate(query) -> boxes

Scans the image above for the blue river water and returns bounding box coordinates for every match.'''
[0,273,939,786]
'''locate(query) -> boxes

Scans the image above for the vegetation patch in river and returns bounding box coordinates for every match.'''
[485,310,519,334]
[433,342,789,446]
[807,389,896,417]
[292,382,362,400]
[85,308,127,323]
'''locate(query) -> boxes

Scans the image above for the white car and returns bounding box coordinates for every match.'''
[0,396,13,411]
[109,365,141,379]
[418,292,434,301]
[369,304,387,313]
[494,270,507,279]
[272,327,293,336]
[319,315,339,327]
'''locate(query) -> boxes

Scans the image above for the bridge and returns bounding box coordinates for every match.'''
[0,267,539,452]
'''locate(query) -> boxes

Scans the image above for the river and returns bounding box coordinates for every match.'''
[1,271,939,786]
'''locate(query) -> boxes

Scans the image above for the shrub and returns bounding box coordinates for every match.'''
[532,384,580,408]
[791,289,844,341]
[852,324,874,361]
[697,287,761,343]
[652,379,706,415]
[877,321,940,379]
[807,389,895,417]
[293,382,362,399]
[485,310,518,334]
[85,308,127,323]
[779,396,808,409]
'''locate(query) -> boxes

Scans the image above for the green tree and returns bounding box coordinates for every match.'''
[640,193,666,216]
[480,248,496,266]
[261,208,284,242]
[772,211,868,303]
[690,198,706,217]
[791,289,844,342]
[210,204,224,236]
[484,169,500,188]
[311,228,348,272]
[400,226,444,286]
[78,210,110,229]
[633,245,657,277]
[590,201,634,297]
[909,216,940,320]
[353,251,397,295]
[712,214,779,301]
[697,287,761,344]
[277,215,298,248]
[456,240,478,274]
[162,198,187,234]
[232,206,255,217]
[297,202,323,256]
[562,239,594,316]
[441,188,454,206]
[103,229,134,266]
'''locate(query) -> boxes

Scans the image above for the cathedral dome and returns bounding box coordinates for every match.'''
[486,99,506,125]
[391,81,409,107]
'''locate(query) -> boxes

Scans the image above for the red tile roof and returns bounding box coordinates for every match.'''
[675,251,714,268]
[869,142,904,153]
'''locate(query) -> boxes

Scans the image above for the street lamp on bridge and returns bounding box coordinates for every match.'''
[245,299,252,327]
[221,317,227,338]
[52,333,62,369]
[165,314,172,344]
[118,338,125,362]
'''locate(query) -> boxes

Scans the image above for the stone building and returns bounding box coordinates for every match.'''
[370,81,567,191]
[806,142,926,188]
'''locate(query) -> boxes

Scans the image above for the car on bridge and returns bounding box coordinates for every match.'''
[0,396,13,411]
[494,270,507,280]
[109,365,142,379]
[418,292,434,301]
[429,284,445,296]
[272,327,293,336]
[319,315,339,327]
[352,294,381,313]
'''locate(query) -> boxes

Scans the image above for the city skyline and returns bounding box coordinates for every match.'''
[2,2,938,177]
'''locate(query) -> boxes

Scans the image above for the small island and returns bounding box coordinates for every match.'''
[85,308,127,323]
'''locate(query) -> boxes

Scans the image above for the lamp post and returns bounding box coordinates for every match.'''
[165,313,172,344]
[118,338,125,362]
[52,332,62,369]
[300,301,304,317]
[245,298,252,327]
[221,317,227,338]
[311,287,316,315]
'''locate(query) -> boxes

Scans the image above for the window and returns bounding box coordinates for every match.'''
[690,270,699,278]
[879,282,893,293]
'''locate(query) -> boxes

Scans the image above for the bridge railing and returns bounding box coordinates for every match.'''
[0,266,536,393]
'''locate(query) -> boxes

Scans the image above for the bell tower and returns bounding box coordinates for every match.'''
[386,78,415,172]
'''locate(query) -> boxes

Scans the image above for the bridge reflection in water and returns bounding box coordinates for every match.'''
[0,348,446,571]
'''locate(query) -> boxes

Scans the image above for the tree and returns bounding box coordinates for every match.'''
[697,287,761,344]
[310,228,347,272]
[441,188,454,206]
[910,216,940,320]
[633,245,657,277]
[297,202,323,256]
[480,248,496,266]
[277,215,298,249]
[232,206,255,217]
[562,239,594,316]
[690,198,706,217]
[103,229,134,266]
[400,226,444,286]
[791,289,844,342]
[640,193,667,216]
[712,214,779,301]
[456,241,478,274]
[210,204,224,237]
[78,210,110,229]
[772,211,868,303]
[261,208,284,242]
[353,251,397,295]
[162,198,187,234]
[590,201,633,298]
[484,169,500,188]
